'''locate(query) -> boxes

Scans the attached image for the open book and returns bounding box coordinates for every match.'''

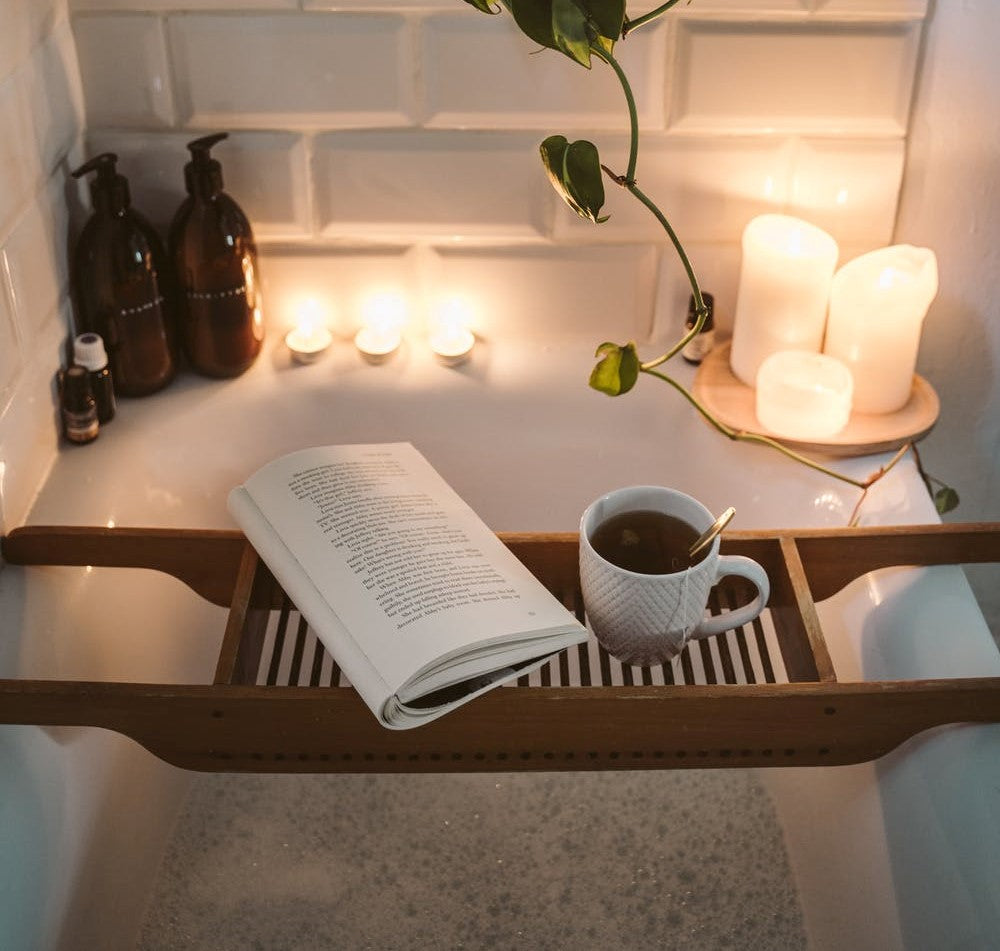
[228,443,587,729]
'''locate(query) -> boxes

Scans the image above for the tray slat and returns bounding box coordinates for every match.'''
[249,596,791,690]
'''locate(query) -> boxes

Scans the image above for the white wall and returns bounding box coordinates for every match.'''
[895,0,1000,630]
[0,5,88,949]
[65,0,927,346]
[0,0,84,532]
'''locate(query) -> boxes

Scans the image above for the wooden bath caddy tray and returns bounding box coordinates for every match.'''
[2,523,999,772]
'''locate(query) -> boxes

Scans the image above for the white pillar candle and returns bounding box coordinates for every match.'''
[755,350,854,440]
[730,214,840,387]
[823,245,938,414]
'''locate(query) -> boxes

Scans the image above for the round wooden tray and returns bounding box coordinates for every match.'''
[693,342,940,457]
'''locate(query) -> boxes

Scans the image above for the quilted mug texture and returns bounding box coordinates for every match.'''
[579,534,718,666]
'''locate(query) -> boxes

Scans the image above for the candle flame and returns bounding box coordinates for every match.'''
[364,292,406,325]
[296,298,323,336]
[433,297,474,339]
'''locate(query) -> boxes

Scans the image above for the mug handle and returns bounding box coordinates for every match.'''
[690,555,770,640]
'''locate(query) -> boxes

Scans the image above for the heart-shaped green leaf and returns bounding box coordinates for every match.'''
[510,0,624,67]
[589,341,639,395]
[540,135,608,223]
[934,485,960,514]
[584,0,625,40]
[551,0,592,66]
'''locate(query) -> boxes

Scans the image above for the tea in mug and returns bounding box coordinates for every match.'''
[589,509,704,575]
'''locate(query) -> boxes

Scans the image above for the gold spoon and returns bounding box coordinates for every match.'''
[688,506,736,560]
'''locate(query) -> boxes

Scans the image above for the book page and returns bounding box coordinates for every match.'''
[228,486,392,718]
[241,443,580,689]
[287,457,521,631]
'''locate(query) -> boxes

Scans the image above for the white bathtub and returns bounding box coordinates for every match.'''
[2,333,998,949]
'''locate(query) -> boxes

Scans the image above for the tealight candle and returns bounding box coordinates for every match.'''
[755,350,854,441]
[429,299,475,367]
[356,292,406,364]
[823,245,938,414]
[285,300,332,364]
[730,214,840,387]
[354,325,401,364]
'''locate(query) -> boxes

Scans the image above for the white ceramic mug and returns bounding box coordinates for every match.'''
[579,486,770,666]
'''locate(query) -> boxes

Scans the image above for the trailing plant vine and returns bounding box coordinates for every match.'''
[459,0,957,521]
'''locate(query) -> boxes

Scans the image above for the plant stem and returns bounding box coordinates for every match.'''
[623,0,685,37]
[590,45,638,183]
[590,43,708,361]
[628,183,707,366]
[641,366,913,498]
[910,441,937,494]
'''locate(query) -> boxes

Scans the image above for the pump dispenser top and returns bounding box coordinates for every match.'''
[70,153,179,396]
[72,153,132,212]
[184,132,228,197]
[169,132,264,378]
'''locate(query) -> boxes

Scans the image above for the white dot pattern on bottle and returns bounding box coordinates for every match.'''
[186,285,248,302]
[117,295,166,317]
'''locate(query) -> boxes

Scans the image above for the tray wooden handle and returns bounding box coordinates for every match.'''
[2,525,246,606]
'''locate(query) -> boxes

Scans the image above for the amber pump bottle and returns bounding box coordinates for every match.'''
[71,154,179,396]
[169,133,264,377]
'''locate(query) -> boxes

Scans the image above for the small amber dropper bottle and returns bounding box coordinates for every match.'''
[60,366,99,444]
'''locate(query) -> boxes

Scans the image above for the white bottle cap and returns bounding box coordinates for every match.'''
[73,332,109,371]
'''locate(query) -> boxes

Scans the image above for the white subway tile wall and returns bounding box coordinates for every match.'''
[66,1,925,343]
[73,14,176,127]
[669,19,921,135]
[169,14,415,128]
[552,135,798,244]
[313,131,553,240]
[788,137,905,245]
[261,246,418,336]
[25,18,87,174]
[72,1,300,9]
[0,0,84,530]
[429,244,660,341]
[0,72,37,238]
[0,0,930,522]
[0,255,23,415]
[422,14,667,131]
[3,182,72,351]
